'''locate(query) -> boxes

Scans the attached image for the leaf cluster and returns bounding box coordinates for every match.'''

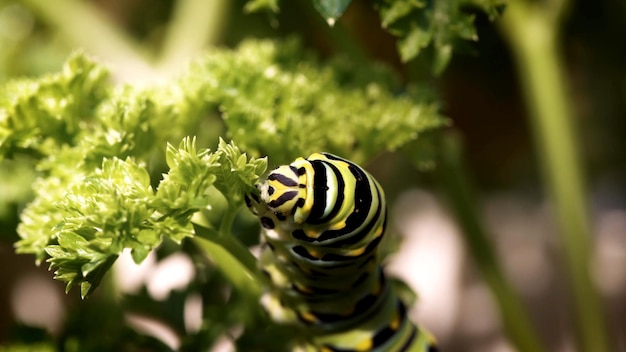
[2,38,444,298]
[185,39,445,165]
[245,0,506,73]
[374,0,506,72]
[35,138,265,298]
[0,53,108,159]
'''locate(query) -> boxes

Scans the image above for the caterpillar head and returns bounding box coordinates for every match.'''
[245,163,311,225]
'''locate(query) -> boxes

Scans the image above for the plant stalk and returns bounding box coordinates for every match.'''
[158,0,231,74]
[437,132,546,352]
[499,2,609,351]
[21,0,155,83]
[192,222,262,300]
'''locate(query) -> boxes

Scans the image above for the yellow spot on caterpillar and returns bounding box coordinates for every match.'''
[299,310,318,324]
[390,310,401,330]
[305,229,321,239]
[355,338,373,351]
[295,283,313,294]
[346,246,365,256]
[308,248,322,259]
[330,220,346,231]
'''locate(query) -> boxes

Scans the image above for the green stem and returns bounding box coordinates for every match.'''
[499,2,609,351]
[20,0,155,82]
[193,203,260,282]
[218,204,239,237]
[192,222,262,299]
[157,0,232,73]
[437,132,546,352]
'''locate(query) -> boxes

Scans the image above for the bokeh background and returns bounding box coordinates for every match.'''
[1,0,625,351]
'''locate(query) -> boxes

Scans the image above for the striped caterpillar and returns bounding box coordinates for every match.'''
[245,153,437,351]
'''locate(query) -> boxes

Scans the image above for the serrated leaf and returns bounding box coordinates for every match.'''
[80,281,92,299]
[433,44,453,75]
[244,0,279,13]
[212,138,267,205]
[455,14,479,40]
[57,232,89,251]
[313,0,352,25]
[398,26,432,61]
[81,258,104,277]
[380,1,421,27]
[43,246,68,258]
[373,0,506,71]
[0,51,108,159]
[130,246,151,264]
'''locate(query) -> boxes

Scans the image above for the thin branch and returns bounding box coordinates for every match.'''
[499,1,610,351]
[158,0,232,74]
[436,132,546,352]
[21,0,156,83]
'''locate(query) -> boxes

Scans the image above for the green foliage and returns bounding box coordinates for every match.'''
[39,139,265,298]
[373,0,505,72]
[245,0,506,73]
[211,138,268,206]
[4,39,443,299]
[44,157,155,297]
[187,39,444,165]
[244,0,279,13]
[0,157,36,222]
[0,52,108,159]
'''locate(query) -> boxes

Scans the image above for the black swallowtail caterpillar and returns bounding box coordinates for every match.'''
[245,153,437,351]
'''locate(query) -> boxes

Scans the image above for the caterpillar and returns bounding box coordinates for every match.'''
[245,152,437,351]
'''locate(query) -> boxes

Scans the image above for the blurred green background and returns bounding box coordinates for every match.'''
[1,0,625,351]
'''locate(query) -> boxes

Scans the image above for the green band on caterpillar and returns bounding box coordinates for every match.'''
[246,152,438,351]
